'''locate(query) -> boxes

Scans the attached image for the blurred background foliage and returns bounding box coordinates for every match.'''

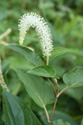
[0,0,83,125]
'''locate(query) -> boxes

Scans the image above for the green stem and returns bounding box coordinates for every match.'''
[46,56,49,65]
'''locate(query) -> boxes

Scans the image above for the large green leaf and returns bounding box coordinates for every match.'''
[3,90,41,125]
[50,47,68,61]
[5,56,35,70]
[7,45,44,67]
[15,69,55,108]
[63,67,83,87]
[53,119,70,125]
[27,66,57,78]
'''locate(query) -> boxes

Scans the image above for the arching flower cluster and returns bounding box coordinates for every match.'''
[18,13,53,57]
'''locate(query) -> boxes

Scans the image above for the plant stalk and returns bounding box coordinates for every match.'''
[47,78,56,95]
[57,86,69,98]
[49,96,58,122]
[44,105,50,123]
[52,78,59,94]
[46,56,49,65]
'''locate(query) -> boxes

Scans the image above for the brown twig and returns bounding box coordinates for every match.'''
[48,121,50,125]
[46,78,57,124]
[48,78,59,124]
[47,78,56,95]
[49,96,58,122]
[57,86,69,98]
[47,77,69,124]
[48,86,69,124]
[52,79,59,94]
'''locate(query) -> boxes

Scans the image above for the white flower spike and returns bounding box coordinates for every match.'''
[18,13,53,58]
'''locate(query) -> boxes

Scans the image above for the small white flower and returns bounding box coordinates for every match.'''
[18,12,53,57]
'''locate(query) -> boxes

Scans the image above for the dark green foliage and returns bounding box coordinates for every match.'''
[3,90,41,125]
[0,0,83,125]
[15,69,55,108]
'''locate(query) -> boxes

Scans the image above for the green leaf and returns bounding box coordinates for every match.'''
[63,67,83,87]
[65,87,83,101]
[39,110,77,125]
[0,112,4,125]
[8,77,21,95]
[27,66,57,78]
[15,69,55,108]
[69,49,83,56]
[59,84,83,101]
[53,119,70,125]
[5,56,35,70]
[2,61,9,74]
[3,90,41,125]
[50,47,68,61]
[81,119,83,125]
[7,45,44,67]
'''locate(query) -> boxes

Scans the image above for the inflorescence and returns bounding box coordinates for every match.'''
[18,13,53,57]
